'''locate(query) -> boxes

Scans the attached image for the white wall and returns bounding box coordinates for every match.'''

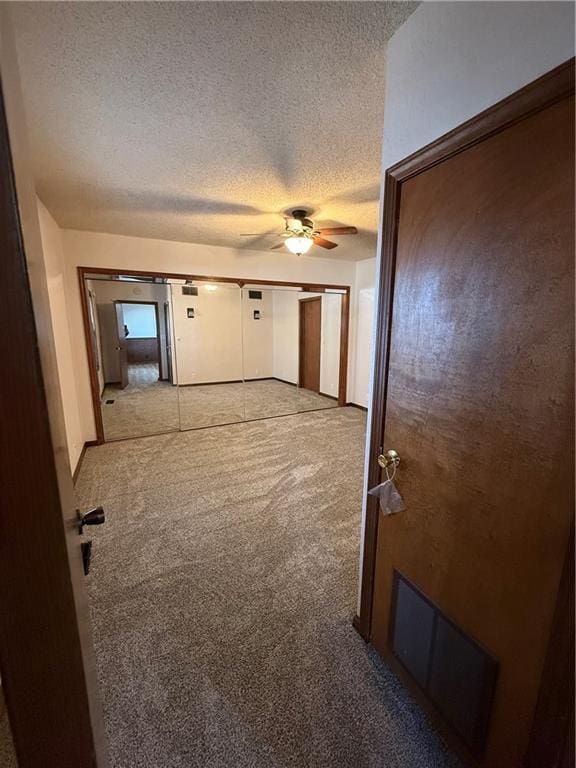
[319,294,341,399]
[171,283,244,385]
[272,290,299,384]
[358,0,576,612]
[37,200,85,471]
[351,258,376,409]
[60,229,358,442]
[242,289,274,380]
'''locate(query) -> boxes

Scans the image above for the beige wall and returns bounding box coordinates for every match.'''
[171,283,244,385]
[242,289,274,380]
[37,201,84,470]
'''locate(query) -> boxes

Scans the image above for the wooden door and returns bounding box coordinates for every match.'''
[114,301,129,388]
[0,76,108,766]
[299,297,321,392]
[369,78,574,766]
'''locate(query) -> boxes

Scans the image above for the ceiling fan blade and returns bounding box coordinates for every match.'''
[316,226,358,235]
[240,233,283,237]
[313,236,338,250]
[270,243,285,251]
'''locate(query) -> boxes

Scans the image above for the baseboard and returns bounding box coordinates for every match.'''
[73,440,98,485]
[352,614,370,642]
[272,377,297,387]
[319,391,339,401]
[178,379,243,387]
[346,402,368,412]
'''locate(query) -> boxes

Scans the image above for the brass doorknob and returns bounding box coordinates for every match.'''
[378,449,400,469]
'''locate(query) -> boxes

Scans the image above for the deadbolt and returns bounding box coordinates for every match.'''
[378,449,400,469]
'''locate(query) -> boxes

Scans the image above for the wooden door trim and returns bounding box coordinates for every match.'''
[79,270,106,442]
[355,56,574,764]
[79,267,351,442]
[298,296,322,391]
[525,526,575,768]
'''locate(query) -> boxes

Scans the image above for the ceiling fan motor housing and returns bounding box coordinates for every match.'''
[290,209,314,231]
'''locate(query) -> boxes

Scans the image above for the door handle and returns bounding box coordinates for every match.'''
[378,449,400,469]
[77,506,106,534]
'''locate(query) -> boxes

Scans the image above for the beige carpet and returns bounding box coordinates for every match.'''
[102,371,337,440]
[75,408,459,768]
[102,364,180,441]
[0,691,16,768]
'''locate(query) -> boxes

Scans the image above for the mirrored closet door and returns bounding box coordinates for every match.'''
[81,271,347,443]
[170,280,245,430]
[83,274,179,441]
[241,287,342,421]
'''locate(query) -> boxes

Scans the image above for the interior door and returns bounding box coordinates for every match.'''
[299,296,321,392]
[114,301,129,388]
[370,93,574,767]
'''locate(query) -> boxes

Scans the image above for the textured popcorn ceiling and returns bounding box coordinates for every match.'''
[12,2,417,261]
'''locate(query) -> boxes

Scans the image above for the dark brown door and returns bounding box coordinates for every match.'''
[370,93,574,767]
[299,297,321,392]
[0,82,107,765]
[114,301,129,388]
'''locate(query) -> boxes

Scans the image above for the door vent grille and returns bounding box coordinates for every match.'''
[391,571,498,755]
[248,290,262,300]
[182,286,198,296]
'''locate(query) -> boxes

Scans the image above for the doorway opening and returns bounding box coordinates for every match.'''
[114,300,163,387]
[85,277,177,442]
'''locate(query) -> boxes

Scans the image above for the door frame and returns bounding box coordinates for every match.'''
[115,299,163,381]
[354,58,574,764]
[298,296,322,392]
[79,268,351,444]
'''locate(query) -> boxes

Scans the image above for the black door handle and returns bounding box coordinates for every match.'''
[77,506,105,534]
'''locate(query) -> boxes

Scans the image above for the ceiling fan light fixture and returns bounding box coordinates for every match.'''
[285,236,313,255]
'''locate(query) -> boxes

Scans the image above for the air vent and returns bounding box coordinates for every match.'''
[391,571,498,755]
[248,290,262,300]
[182,286,198,296]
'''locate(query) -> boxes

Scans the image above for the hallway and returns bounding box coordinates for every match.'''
[75,408,459,768]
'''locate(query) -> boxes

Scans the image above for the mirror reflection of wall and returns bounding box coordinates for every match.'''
[82,274,347,442]
[85,277,178,441]
[242,288,299,420]
[297,291,342,412]
[171,281,246,429]
[241,288,342,421]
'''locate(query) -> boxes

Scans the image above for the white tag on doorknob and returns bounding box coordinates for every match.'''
[368,479,406,516]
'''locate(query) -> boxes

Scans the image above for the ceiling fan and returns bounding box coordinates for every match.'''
[241,209,357,255]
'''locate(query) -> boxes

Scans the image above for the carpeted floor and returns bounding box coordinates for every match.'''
[75,407,460,768]
[0,690,17,768]
[102,369,337,441]
[102,364,180,441]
